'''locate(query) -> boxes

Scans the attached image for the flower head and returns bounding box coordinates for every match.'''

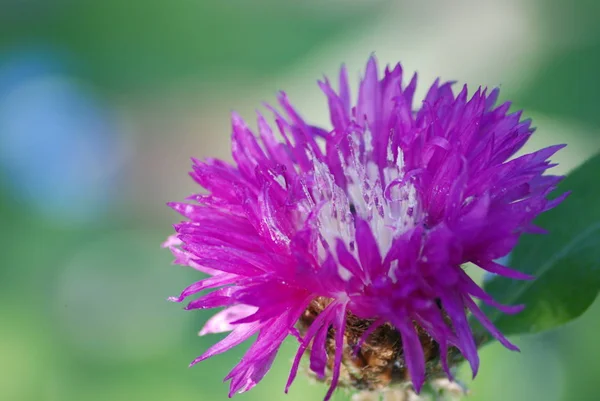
[165,57,566,400]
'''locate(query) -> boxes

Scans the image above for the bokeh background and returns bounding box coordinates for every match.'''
[1,1,599,400]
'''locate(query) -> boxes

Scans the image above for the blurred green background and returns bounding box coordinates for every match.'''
[1,1,599,400]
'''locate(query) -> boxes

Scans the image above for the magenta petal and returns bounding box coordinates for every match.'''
[478,260,535,281]
[396,318,426,392]
[286,304,337,392]
[309,323,329,380]
[441,292,479,377]
[169,274,237,303]
[464,296,520,351]
[336,239,366,282]
[355,218,383,279]
[357,56,380,131]
[324,304,347,401]
[228,351,278,396]
[199,305,257,335]
[458,270,526,314]
[184,287,236,310]
[190,321,261,366]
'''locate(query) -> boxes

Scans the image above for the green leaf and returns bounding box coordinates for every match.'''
[482,152,600,336]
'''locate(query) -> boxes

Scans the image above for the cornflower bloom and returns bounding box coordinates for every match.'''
[164,57,566,400]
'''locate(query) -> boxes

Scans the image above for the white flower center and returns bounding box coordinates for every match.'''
[307,131,421,282]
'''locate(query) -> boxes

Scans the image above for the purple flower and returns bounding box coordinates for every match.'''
[165,57,566,400]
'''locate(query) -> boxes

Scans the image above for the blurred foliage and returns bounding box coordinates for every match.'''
[1,1,600,401]
[514,0,600,129]
[0,1,378,92]
[515,41,600,130]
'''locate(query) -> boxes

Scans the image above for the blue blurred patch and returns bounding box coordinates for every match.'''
[0,49,124,224]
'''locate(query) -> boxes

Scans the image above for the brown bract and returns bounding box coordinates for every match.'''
[298,297,459,392]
